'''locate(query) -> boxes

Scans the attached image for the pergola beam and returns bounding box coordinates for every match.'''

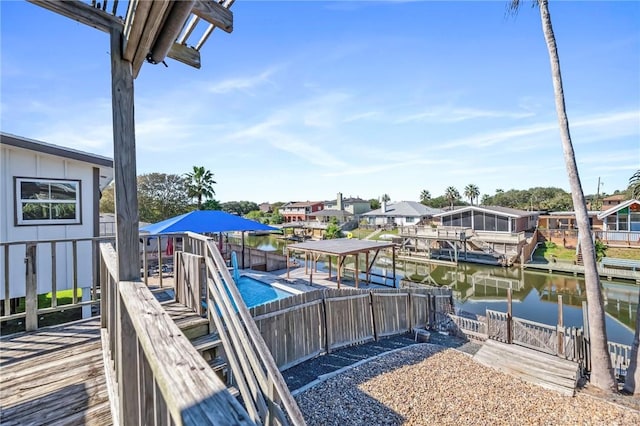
[192,0,233,33]
[27,0,122,33]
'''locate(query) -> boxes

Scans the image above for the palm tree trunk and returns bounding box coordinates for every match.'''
[539,0,616,392]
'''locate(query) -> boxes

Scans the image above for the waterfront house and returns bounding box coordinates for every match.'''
[597,199,640,247]
[434,205,538,233]
[280,201,324,222]
[1,132,113,316]
[363,201,442,228]
[323,192,371,217]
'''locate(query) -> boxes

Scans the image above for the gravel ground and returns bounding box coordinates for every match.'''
[294,345,640,425]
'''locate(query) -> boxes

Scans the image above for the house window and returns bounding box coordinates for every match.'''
[15,178,81,225]
[405,217,415,223]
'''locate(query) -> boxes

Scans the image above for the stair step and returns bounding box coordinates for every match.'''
[163,301,210,339]
[208,357,227,372]
[191,332,222,353]
[227,385,240,398]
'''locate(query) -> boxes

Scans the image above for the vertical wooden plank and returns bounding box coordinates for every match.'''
[92,239,98,302]
[506,287,512,344]
[558,294,564,356]
[72,240,78,304]
[3,244,9,315]
[354,254,359,288]
[143,236,148,285]
[392,246,396,287]
[119,297,140,425]
[51,241,57,308]
[110,26,139,282]
[25,243,38,331]
[328,255,331,279]
[582,300,591,372]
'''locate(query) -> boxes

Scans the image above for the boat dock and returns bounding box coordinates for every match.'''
[523,261,640,284]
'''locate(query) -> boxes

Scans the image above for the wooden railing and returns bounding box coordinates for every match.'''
[99,242,253,425]
[1,237,108,331]
[608,341,632,377]
[182,232,306,425]
[448,314,487,340]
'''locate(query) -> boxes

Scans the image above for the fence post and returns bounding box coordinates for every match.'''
[25,243,38,331]
[506,288,512,344]
[582,300,591,372]
[557,295,564,356]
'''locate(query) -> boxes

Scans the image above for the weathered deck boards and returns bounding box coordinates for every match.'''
[474,339,579,396]
[0,317,112,425]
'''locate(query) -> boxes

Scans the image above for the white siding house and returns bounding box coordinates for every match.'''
[1,132,113,304]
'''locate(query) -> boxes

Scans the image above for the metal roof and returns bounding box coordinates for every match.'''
[434,205,536,218]
[363,201,443,217]
[287,238,395,256]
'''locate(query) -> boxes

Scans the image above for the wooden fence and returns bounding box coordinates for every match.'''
[99,242,251,425]
[249,287,454,370]
[225,243,288,272]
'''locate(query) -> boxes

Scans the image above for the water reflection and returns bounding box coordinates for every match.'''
[240,235,638,345]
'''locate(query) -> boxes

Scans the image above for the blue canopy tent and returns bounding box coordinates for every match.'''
[140,210,278,268]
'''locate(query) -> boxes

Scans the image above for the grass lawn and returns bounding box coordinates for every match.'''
[371,228,399,241]
[346,228,376,239]
[1,288,84,335]
[534,242,640,261]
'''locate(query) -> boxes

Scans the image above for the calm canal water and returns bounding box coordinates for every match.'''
[239,235,638,346]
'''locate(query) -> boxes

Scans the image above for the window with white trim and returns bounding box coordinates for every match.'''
[15,178,81,225]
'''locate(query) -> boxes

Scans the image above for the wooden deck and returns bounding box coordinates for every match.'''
[523,261,640,283]
[474,339,580,396]
[0,317,112,425]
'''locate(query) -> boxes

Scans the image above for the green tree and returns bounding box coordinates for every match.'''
[509,0,615,392]
[202,199,221,210]
[269,212,284,224]
[629,170,640,200]
[420,189,431,204]
[444,186,460,209]
[99,183,115,213]
[324,217,342,239]
[381,194,391,202]
[222,201,260,216]
[369,198,381,210]
[137,173,191,223]
[464,184,480,206]
[245,210,266,223]
[184,166,216,210]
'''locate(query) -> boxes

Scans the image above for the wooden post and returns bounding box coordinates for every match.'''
[72,240,79,304]
[328,255,332,279]
[355,253,359,288]
[582,300,591,372]
[158,236,163,288]
[241,231,245,269]
[506,287,512,344]
[142,236,148,285]
[337,255,341,289]
[51,241,57,308]
[286,248,290,279]
[304,252,308,274]
[4,245,10,315]
[558,294,564,356]
[392,246,396,288]
[110,27,139,282]
[25,243,37,331]
[365,252,369,283]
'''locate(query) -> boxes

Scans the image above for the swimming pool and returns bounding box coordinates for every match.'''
[236,276,293,308]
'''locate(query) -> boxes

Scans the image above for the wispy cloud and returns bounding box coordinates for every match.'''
[396,106,535,124]
[207,67,280,94]
[343,111,381,123]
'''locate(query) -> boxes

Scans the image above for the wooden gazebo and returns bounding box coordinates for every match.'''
[286,239,397,288]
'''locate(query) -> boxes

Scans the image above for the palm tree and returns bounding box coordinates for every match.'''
[444,186,460,209]
[381,194,391,202]
[464,184,480,206]
[420,189,431,204]
[629,170,640,199]
[184,166,217,210]
[509,0,616,392]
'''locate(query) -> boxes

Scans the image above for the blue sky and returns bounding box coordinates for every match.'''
[2,1,639,204]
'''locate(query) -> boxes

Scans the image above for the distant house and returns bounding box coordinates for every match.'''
[280,201,324,222]
[258,202,272,213]
[1,132,113,308]
[537,210,603,231]
[598,199,640,232]
[601,194,627,208]
[363,201,443,227]
[434,205,538,233]
[323,193,371,217]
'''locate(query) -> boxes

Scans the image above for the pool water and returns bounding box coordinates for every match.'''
[236,276,292,308]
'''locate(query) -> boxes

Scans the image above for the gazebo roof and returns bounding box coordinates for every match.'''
[287,238,395,256]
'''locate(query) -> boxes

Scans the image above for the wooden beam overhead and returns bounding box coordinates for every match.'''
[131,0,173,78]
[122,0,152,62]
[167,42,201,69]
[27,0,122,33]
[192,0,233,33]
